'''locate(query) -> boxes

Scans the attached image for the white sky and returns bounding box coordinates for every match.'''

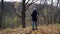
[0,0,40,4]
[0,0,56,3]
[0,0,58,5]
[4,0,22,2]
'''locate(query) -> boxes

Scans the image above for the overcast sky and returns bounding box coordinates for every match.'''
[0,0,57,3]
[0,0,58,6]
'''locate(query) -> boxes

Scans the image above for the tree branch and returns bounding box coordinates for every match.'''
[25,0,39,11]
[6,3,22,18]
[25,0,30,5]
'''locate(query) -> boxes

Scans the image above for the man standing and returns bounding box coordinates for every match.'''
[31,8,39,30]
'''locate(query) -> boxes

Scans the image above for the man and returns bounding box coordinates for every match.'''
[31,8,39,30]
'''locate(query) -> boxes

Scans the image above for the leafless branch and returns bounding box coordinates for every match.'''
[6,4,22,18]
[25,0,30,5]
[25,0,39,11]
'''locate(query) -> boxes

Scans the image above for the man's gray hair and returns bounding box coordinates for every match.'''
[33,8,36,10]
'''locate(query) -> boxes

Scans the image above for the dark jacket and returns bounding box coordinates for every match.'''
[31,9,38,21]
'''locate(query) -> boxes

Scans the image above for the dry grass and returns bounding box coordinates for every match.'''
[0,24,60,34]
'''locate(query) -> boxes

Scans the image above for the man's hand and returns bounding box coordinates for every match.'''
[36,15,38,18]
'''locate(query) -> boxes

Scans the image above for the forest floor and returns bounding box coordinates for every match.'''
[0,24,60,34]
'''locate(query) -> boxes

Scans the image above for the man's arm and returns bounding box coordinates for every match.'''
[37,12,39,16]
[36,11,39,18]
[36,10,39,16]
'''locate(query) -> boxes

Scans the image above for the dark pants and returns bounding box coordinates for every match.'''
[32,21,37,30]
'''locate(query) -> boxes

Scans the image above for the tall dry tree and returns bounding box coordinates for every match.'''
[4,0,39,28]
[48,0,53,24]
[54,0,59,23]
[22,0,39,28]
[0,0,4,28]
[22,0,26,28]
[57,0,60,23]
[51,0,53,24]
[44,0,48,25]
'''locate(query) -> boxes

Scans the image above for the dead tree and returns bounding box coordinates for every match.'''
[0,0,4,28]
[22,0,39,28]
[7,0,39,28]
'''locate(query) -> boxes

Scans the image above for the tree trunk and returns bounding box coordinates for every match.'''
[50,0,53,24]
[0,0,4,28]
[22,0,26,28]
[54,0,59,23]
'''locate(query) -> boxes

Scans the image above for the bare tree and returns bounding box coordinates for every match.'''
[50,0,53,24]
[54,0,59,23]
[22,0,39,28]
[57,0,60,23]
[0,0,4,28]
[4,0,39,28]
[22,0,26,28]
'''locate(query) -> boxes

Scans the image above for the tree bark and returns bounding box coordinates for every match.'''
[0,0,4,28]
[22,0,26,28]
[54,0,59,23]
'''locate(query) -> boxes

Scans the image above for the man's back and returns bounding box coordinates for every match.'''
[31,9,38,21]
[31,9,38,30]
